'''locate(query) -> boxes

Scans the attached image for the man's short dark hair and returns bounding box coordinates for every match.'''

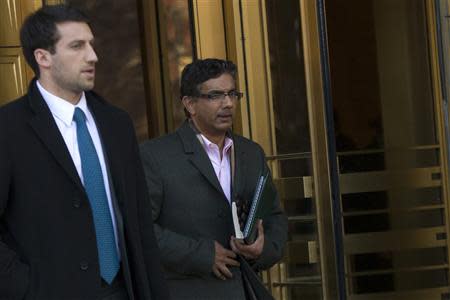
[20,4,89,77]
[180,58,237,98]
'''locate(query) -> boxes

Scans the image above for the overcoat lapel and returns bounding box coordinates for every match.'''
[177,122,225,197]
[87,94,136,298]
[231,137,246,200]
[86,93,124,205]
[27,80,84,192]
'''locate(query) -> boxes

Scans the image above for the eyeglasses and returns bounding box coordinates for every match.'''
[195,91,244,101]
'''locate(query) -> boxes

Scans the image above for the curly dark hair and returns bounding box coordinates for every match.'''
[20,4,90,78]
[180,58,237,98]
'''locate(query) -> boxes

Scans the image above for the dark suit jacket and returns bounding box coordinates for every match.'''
[0,80,169,300]
[140,121,288,299]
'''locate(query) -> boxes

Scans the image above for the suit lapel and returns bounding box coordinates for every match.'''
[87,93,124,206]
[177,121,225,197]
[27,80,84,191]
[232,136,246,199]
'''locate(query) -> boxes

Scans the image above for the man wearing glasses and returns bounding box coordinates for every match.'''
[140,58,287,299]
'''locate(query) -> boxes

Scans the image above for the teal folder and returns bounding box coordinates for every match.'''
[243,171,276,244]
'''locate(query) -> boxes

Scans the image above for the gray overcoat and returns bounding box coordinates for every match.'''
[140,121,288,300]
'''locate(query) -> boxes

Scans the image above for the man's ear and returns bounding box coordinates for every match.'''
[34,48,52,69]
[182,96,196,116]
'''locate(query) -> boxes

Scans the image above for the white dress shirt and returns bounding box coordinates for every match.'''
[37,81,120,253]
[200,134,233,203]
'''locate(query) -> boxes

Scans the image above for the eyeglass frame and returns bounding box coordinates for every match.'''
[192,90,244,101]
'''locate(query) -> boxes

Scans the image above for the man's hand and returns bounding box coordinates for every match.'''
[213,241,240,280]
[230,220,264,260]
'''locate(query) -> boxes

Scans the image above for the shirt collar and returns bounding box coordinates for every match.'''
[200,134,233,152]
[37,80,90,127]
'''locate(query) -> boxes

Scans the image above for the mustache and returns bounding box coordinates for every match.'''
[217,109,233,115]
[217,112,233,117]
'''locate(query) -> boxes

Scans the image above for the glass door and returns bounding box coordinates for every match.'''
[264,0,323,298]
[223,1,340,299]
[324,0,450,298]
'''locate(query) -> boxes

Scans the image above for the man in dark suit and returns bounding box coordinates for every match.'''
[0,5,169,300]
[140,58,288,299]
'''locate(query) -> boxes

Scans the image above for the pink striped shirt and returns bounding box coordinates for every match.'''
[200,134,233,203]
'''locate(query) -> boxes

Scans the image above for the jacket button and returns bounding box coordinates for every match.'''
[80,261,89,271]
[218,209,226,218]
[73,198,81,208]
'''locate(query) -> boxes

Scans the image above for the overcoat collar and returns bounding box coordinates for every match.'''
[27,79,122,197]
[176,120,246,201]
[27,79,84,191]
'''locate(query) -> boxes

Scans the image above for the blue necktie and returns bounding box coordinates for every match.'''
[73,108,119,284]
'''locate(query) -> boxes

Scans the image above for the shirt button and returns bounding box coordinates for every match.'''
[73,198,81,208]
[80,261,89,271]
